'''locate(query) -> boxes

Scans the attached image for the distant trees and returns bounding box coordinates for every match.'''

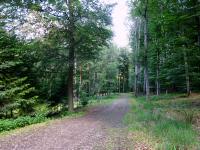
[76,45,121,97]
[118,49,129,93]
[130,0,200,97]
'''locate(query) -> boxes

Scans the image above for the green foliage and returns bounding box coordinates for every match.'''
[124,95,199,149]
[0,114,46,132]
[118,49,130,92]
[80,91,89,106]
[130,0,200,94]
[0,30,38,118]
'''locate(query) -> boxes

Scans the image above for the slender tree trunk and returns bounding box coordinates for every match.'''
[143,69,146,94]
[138,64,141,94]
[66,0,75,112]
[79,64,82,100]
[134,66,138,96]
[156,47,160,95]
[88,64,90,96]
[80,65,82,85]
[67,51,75,112]
[134,28,138,96]
[123,77,125,93]
[119,76,121,93]
[144,0,150,100]
[183,49,190,96]
[196,0,200,47]
[134,19,141,97]
[198,16,200,47]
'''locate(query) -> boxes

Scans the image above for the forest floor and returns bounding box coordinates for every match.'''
[0,94,133,150]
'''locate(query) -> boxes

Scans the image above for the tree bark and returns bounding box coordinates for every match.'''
[88,64,90,96]
[156,47,160,96]
[196,1,200,47]
[143,69,146,94]
[134,26,138,96]
[123,77,125,93]
[80,65,82,85]
[183,49,190,97]
[144,0,150,100]
[134,65,138,96]
[119,76,121,93]
[134,19,141,97]
[67,49,75,112]
[66,0,75,112]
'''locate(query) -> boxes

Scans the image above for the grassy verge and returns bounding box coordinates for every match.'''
[124,93,200,149]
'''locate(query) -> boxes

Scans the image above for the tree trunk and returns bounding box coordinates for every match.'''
[66,0,75,112]
[144,0,150,100]
[119,76,121,93]
[67,50,75,112]
[196,0,200,47]
[198,16,200,47]
[134,19,141,97]
[134,66,138,96]
[143,69,146,94]
[123,77,125,93]
[183,49,190,97]
[88,64,90,96]
[156,47,160,95]
[80,65,82,85]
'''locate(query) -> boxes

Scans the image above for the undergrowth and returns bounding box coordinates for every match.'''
[0,94,118,133]
[124,93,200,149]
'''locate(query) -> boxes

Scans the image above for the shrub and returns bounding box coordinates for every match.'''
[0,114,47,132]
[80,91,89,106]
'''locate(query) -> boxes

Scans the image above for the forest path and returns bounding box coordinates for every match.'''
[0,94,133,150]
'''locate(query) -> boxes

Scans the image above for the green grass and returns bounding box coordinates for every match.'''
[88,93,119,106]
[124,93,200,149]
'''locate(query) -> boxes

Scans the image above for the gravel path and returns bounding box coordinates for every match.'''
[0,95,132,150]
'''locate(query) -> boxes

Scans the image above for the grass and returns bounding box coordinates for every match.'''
[88,93,119,106]
[124,93,200,149]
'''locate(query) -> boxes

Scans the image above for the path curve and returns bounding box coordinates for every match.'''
[0,95,132,150]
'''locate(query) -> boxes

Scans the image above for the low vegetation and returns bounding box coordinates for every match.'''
[125,93,200,149]
[0,94,117,133]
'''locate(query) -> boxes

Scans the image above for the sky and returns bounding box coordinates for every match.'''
[101,0,130,48]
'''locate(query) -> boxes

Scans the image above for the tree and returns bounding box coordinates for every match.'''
[0,30,38,118]
[129,0,200,97]
[118,49,130,93]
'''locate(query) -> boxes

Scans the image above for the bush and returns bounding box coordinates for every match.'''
[0,114,47,132]
[80,91,89,106]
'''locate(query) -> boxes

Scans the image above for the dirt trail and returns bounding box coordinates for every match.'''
[0,95,132,150]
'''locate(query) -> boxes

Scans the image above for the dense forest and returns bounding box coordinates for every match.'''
[0,0,131,118]
[0,0,200,149]
[129,0,200,99]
